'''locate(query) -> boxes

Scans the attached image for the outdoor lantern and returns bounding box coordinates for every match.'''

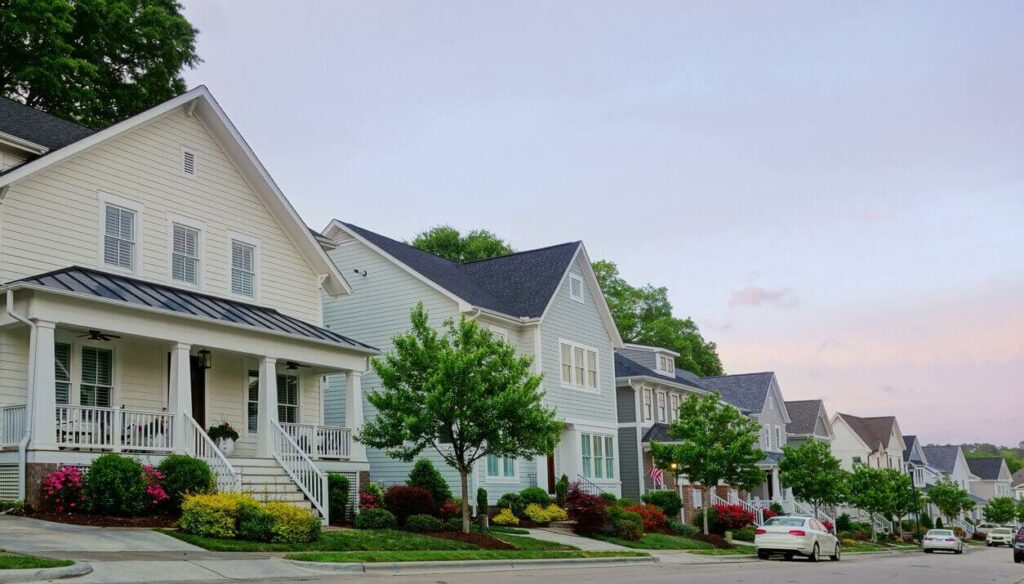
[670,462,678,471]
[198,349,212,369]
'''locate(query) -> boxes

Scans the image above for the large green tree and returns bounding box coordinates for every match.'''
[778,440,846,517]
[593,260,723,376]
[1,0,200,129]
[846,466,914,541]
[411,226,514,263]
[357,303,562,533]
[650,392,763,534]
[982,496,1018,524]
[925,477,975,527]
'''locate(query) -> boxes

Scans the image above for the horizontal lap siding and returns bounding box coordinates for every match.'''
[618,427,641,500]
[0,111,322,324]
[0,329,28,407]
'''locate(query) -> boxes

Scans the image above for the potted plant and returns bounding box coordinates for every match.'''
[208,422,239,456]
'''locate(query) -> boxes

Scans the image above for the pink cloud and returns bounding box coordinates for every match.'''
[728,286,799,308]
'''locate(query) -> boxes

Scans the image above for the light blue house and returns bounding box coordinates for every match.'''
[319,221,624,502]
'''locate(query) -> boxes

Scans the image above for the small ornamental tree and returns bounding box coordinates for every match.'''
[846,467,914,541]
[407,459,452,511]
[358,303,562,533]
[927,477,975,526]
[779,440,847,517]
[650,392,764,535]
[982,496,1018,524]
[1015,498,1024,523]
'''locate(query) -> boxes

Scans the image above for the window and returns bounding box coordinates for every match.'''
[656,391,667,422]
[172,223,200,285]
[181,148,197,177]
[278,373,298,424]
[80,347,112,407]
[692,489,703,508]
[642,388,653,421]
[104,204,136,270]
[247,370,259,433]
[593,436,604,479]
[670,393,680,421]
[767,396,775,410]
[231,240,256,297]
[581,434,592,477]
[486,454,516,479]
[774,426,783,451]
[581,434,615,480]
[852,456,863,466]
[603,435,615,478]
[569,274,584,303]
[55,343,71,405]
[657,354,675,373]
[559,340,598,390]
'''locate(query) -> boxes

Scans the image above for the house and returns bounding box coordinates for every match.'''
[919,444,985,521]
[784,399,833,446]
[0,89,376,521]
[613,346,708,500]
[903,435,943,488]
[830,413,906,472]
[966,457,1014,501]
[1012,468,1024,501]
[319,221,624,502]
[700,372,791,502]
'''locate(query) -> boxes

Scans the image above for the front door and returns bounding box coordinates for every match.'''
[547,455,557,493]
[190,355,206,428]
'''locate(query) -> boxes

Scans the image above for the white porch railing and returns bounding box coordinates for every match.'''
[55,405,174,452]
[0,405,27,447]
[271,420,327,521]
[184,413,241,493]
[279,423,351,459]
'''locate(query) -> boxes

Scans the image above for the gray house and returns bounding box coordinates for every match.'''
[319,221,624,502]
[784,399,833,446]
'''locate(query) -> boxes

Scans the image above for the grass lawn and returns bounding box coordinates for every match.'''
[491,533,576,550]
[592,533,713,550]
[285,550,648,563]
[688,548,755,556]
[965,539,986,546]
[0,555,74,570]
[157,528,478,552]
[841,541,892,553]
[473,525,530,535]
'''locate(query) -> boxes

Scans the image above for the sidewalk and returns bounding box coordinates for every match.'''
[523,527,634,551]
[0,516,200,554]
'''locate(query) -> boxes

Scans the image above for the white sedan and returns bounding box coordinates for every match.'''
[922,529,963,553]
[755,516,840,561]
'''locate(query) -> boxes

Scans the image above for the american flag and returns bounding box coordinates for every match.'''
[648,466,664,488]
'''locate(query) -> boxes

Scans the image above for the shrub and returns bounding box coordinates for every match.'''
[359,491,380,510]
[545,504,568,522]
[238,500,276,542]
[710,504,754,530]
[407,459,451,510]
[41,465,85,513]
[617,498,635,507]
[609,507,644,534]
[920,514,934,529]
[523,502,566,524]
[265,502,320,543]
[355,507,397,529]
[83,454,146,516]
[180,493,252,538]
[935,517,944,529]
[565,483,608,535]
[406,514,443,532]
[733,527,755,542]
[438,498,461,521]
[496,493,526,518]
[599,492,618,504]
[327,473,350,525]
[624,504,666,531]
[615,519,643,540]
[762,508,779,521]
[850,520,872,533]
[520,486,551,506]
[157,455,213,508]
[362,482,385,499]
[769,502,784,515]
[694,533,733,549]
[555,475,569,507]
[493,508,520,525]
[822,519,834,533]
[443,517,462,531]
[641,490,683,518]
[476,488,488,518]
[383,485,434,525]
[141,465,169,509]
[668,520,700,537]
[852,531,869,541]
[835,513,852,533]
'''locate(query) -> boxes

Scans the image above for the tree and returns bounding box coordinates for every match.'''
[407,459,452,510]
[890,472,921,533]
[593,260,723,376]
[1016,498,1024,523]
[649,392,764,534]
[926,477,976,526]
[983,496,1018,524]
[411,226,514,263]
[357,303,562,533]
[1,0,201,129]
[846,466,913,541]
[778,440,847,517]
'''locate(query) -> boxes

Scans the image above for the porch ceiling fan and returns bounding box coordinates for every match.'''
[76,329,121,341]
[285,360,310,370]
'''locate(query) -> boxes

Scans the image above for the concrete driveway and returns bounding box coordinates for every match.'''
[0,515,202,553]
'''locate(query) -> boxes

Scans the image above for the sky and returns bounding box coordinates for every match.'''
[180,1,1024,446]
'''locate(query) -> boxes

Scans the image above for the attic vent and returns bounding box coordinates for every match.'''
[182,148,197,177]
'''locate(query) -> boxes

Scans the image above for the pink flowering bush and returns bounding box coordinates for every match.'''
[42,465,84,513]
[142,465,169,508]
[359,491,380,510]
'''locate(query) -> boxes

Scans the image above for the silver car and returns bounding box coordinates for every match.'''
[986,527,1014,547]
[922,529,963,554]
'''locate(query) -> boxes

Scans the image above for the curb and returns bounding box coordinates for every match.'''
[0,561,91,583]
[286,555,658,574]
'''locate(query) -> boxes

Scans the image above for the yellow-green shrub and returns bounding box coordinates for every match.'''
[180,493,253,539]
[180,494,320,543]
[493,507,520,526]
[544,504,568,522]
[523,503,569,524]
[264,502,321,543]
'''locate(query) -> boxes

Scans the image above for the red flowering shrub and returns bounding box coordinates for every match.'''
[437,498,461,521]
[42,465,84,513]
[565,481,608,535]
[762,508,779,521]
[359,492,380,510]
[383,485,435,525]
[142,465,169,508]
[624,504,667,531]
[822,519,834,533]
[711,504,754,530]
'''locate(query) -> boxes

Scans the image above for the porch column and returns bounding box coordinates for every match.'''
[29,321,57,450]
[771,467,781,501]
[168,343,192,453]
[256,357,278,458]
[345,371,367,461]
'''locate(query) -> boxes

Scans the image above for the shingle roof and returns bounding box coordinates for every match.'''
[674,369,707,390]
[701,372,775,414]
[837,414,896,452]
[641,423,673,443]
[921,445,960,475]
[966,457,1006,481]
[785,400,823,436]
[11,266,376,352]
[0,97,94,151]
[342,222,580,318]
[1011,468,1024,488]
[614,353,706,392]
[903,435,919,463]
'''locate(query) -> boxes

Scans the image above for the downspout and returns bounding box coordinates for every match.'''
[5,289,35,502]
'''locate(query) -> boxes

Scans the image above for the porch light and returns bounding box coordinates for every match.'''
[198,349,212,369]
[670,463,678,471]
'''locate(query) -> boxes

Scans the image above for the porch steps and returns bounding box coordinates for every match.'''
[230,458,312,510]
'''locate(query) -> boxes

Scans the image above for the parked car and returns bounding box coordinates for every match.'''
[987,528,1015,547]
[976,522,1000,537]
[1013,526,1023,564]
[755,516,840,561]
[922,529,963,554]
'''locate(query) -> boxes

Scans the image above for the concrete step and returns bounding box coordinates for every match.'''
[240,482,301,493]
[227,457,283,468]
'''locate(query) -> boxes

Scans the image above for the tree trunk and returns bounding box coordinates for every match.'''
[460,469,471,534]
[702,487,710,535]
[869,512,877,542]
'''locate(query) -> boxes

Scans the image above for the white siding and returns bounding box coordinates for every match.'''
[0,328,29,407]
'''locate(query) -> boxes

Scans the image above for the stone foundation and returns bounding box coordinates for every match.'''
[24,462,59,510]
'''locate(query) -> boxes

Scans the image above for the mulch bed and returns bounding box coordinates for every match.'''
[429,531,516,550]
[15,508,177,528]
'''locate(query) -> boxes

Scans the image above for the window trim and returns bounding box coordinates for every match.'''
[181,146,198,178]
[245,365,301,434]
[642,388,653,422]
[656,354,675,374]
[227,231,261,301]
[669,393,680,422]
[580,432,616,481]
[656,390,667,422]
[558,339,600,392]
[484,454,519,483]
[568,274,585,303]
[54,330,121,408]
[166,214,206,288]
[97,191,144,276]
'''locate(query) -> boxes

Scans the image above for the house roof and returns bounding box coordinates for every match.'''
[966,457,1006,481]
[921,445,961,475]
[903,435,919,463]
[701,372,775,414]
[7,266,377,353]
[785,399,824,436]
[641,423,673,443]
[1012,468,1024,488]
[614,353,706,391]
[837,413,897,452]
[0,97,94,153]
[674,369,707,390]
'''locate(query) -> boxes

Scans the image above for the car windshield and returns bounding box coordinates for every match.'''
[927,530,953,537]
[992,528,1013,534]
[764,517,806,527]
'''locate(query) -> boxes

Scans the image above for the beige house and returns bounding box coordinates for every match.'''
[0,88,375,521]
[829,413,906,472]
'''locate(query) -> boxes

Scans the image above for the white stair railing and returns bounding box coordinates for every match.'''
[184,414,241,492]
[271,420,327,521]
[0,405,27,447]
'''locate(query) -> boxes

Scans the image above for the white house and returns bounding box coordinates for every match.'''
[830,413,906,472]
[966,457,1014,502]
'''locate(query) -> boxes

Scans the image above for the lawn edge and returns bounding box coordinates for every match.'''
[0,560,91,584]
[284,554,656,573]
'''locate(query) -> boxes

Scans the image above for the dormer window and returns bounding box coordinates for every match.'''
[657,354,675,374]
[569,274,584,303]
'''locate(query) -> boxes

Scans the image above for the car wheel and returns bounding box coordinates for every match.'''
[954,548,962,554]
[924,549,933,553]
[808,543,819,562]
[830,543,840,562]
[757,550,769,560]
[784,552,794,561]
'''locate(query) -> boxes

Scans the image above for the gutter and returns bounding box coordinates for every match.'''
[4,290,33,501]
